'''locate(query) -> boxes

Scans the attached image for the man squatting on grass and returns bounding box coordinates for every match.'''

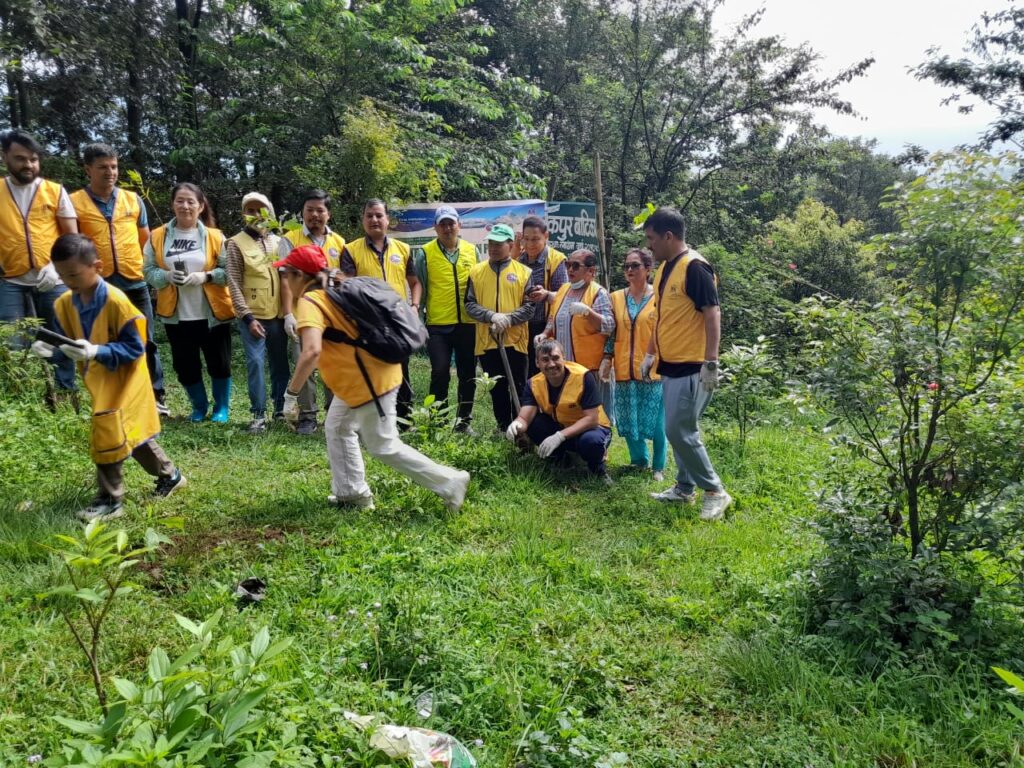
[277,245,470,511]
[30,234,186,522]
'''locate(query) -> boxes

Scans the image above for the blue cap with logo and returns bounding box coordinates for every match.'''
[434,205,459,224]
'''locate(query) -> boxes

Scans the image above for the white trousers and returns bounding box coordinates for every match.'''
[325,389,462,502]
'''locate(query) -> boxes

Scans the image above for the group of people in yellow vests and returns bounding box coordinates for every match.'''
[2,128,732,523]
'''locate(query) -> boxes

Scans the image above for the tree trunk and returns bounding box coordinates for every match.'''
[127,0,146,168]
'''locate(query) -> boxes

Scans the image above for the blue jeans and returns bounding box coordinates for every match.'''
[238,317,290,417]
[0,278,76,390]
[108,277,164,393]
[527,413,611,475]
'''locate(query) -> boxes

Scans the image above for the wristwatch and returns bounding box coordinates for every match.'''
[704,360,719,371]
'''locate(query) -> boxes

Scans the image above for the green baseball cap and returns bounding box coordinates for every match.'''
[487,223,515,242]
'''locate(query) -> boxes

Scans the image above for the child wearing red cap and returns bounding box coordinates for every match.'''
[276,246,470,511]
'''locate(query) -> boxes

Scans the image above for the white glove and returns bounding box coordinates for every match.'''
[699,362,720,392]
[178,271,208,287]
[59,340,99,362]
[537,431,566,459]
[599,358,613,383]
[505,420,524,442]
[282,392,300,423]
[640,353,656,383]
[36,263,59,292]
[284,313,298,341]
[490,313,512,333]
[568,301,591,316]
[31,340,54,358]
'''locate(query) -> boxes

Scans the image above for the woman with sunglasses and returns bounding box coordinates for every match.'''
[599,249,667,480]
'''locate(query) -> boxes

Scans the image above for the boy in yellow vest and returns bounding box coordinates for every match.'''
[412,206,479,431]
[0,129,79,400]
[641,207,732,521]
[506,338,612,482]
[30,234,186,522]
[70,143,168,416]
[226,192,289,434]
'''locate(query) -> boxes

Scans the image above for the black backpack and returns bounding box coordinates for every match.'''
[321,276,427,416]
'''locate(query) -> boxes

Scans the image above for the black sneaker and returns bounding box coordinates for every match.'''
[76,498,124,522]
[295,419,318,435]
[154,469,187,498]
[155,390,171,417]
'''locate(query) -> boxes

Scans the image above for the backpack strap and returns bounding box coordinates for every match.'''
[321,328,385,419]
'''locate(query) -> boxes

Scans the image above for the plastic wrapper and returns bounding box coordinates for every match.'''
[344,711,477,768]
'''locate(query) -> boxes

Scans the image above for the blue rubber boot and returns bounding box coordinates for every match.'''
[210,377,232,424]
[184,382,209,422]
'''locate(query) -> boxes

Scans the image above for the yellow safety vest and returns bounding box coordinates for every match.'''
[0,178,64,278]
[346,237,411,299]
[69,188,145,282]
[150,225,234,321]
[423,238,477,325]
[284,229,346,270]
[299,290,403,409]
[550,281,606,371]
[468,258,531,355]
[610,288,659,382]
[530,361,611,429]
[229,230,282,320]
[653,250,715,365]
[55,283,161,464]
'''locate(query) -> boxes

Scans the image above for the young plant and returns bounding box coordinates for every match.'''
[718,335,777,445]
[38,522,170,715]
[398,394,458,445]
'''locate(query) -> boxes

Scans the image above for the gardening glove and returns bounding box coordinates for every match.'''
[59,339,99,362]
[30,340,54,358]
[537,431,566,459]
[505,419,525,443]
[36,263,60,292]
[282,391,300,424]
[179,271,208,287]
[699,361,720,392]
[640,353,656,383]
[568,301,591,316]
[490,313,512,333]
[598,358,613,383]
[284,313,299,341]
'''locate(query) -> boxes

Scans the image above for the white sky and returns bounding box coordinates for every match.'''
[713,0,1006,154]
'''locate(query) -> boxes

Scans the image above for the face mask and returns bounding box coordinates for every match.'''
[570,279,586,289]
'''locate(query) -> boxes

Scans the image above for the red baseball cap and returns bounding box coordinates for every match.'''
[273,244,327,275]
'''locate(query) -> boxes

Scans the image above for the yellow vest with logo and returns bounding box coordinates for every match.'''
[468,258,531,355]
[0,178,64,277]
[230,230,282,320]
[284,229,346,270]
[551,281,606,371]
[530,361,611,429]
[150,225,234,321]
[423,238,477,325]
[346,237,411,299]
[653,251,715,365]
[520,247,567,321]
[299,290,403,408]
[610,289,659,382]
[70,188,145,281]
[55,283,161,464]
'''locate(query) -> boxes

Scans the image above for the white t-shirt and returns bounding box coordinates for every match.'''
[165,227,207,321]
[4,177,76,288]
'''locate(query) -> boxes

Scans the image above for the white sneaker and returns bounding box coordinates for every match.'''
[441,470,471,511]
[328,494,375,510]
[650,486,697,504]
[652,471,665,483]
[76,500,124,522]
[700,490,733,521]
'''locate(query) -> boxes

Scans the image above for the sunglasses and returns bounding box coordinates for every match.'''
[566,262,588,271]
[624,263,644,270]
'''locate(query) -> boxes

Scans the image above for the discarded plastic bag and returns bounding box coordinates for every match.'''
[344,711,477,768]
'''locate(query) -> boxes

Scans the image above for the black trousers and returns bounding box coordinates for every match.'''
[478,346,527,430]
[397,359,413,424]
[163,320,232,387]
[427,324,477,425]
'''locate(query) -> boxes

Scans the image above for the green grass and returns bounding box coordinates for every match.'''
[1,351,1021,766]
